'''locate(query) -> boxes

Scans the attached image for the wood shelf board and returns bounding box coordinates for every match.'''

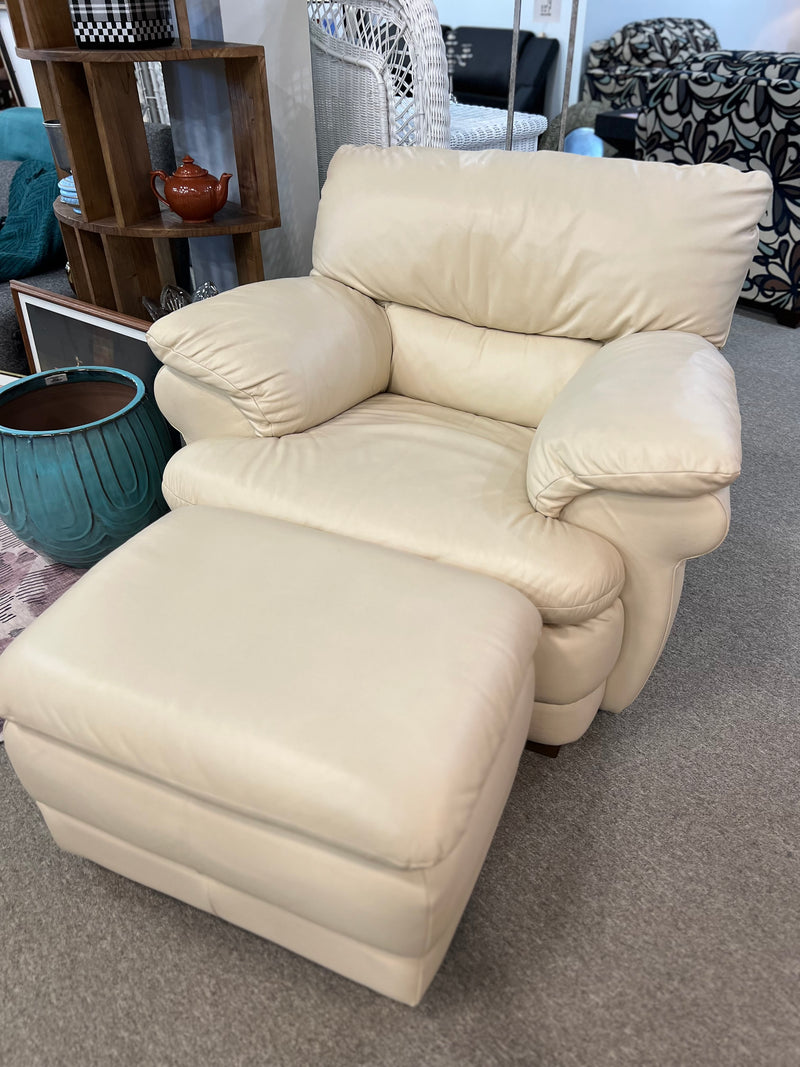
[17,40,263,63]
[5,1,32,51]
[85,62,155,228]
[51,62,116,221]
[14,0,74,51]
[30,61,58,122]
[54,198,279,238]
[226,54,280,222]
[172,0,193,49]
[232,232,266,285]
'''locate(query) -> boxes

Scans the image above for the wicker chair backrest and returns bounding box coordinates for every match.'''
[308,0,450,186]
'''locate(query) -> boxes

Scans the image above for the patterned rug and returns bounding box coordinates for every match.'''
[0,521,86,740]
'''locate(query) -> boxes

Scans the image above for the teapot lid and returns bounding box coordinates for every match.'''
[174,155,209,177]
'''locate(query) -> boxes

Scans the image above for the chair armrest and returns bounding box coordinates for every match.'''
[146,276,392,438]
[527,331,741,518]
[561,487,731,711]
[153,366,257,443]
[585,38,610,71]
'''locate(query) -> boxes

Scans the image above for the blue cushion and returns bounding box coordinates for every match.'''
[0,108,51,164]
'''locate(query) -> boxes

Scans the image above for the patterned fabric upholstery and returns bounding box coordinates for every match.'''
[683,50,800,80]
[583,17,720,109]
[636,53,800,316]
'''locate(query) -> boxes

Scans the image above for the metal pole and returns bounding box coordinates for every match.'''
[505,0,523,150]
[557,0,581,152]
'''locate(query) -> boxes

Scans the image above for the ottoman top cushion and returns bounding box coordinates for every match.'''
[0,507,540,870]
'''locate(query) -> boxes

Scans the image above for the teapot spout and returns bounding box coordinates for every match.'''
[215,173,233,212]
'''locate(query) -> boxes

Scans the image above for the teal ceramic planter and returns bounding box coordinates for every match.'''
[0,367,173,567]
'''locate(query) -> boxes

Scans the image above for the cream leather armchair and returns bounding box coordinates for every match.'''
[147,146,770,747]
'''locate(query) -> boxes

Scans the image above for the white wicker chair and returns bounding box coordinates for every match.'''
[308,1,547,184]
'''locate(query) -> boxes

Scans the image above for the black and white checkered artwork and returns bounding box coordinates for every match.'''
[69,0,175,48]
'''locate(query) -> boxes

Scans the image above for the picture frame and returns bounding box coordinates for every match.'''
[0,369,22,390]
[0,3,26,106]
[11,282,160,394]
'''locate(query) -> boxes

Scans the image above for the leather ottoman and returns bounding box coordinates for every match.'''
[0,506,541,1005]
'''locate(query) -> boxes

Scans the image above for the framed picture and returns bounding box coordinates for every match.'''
[11,282,160,394]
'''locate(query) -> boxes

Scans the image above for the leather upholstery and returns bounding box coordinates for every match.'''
[147,276,391,437]
[155,366,254,442]
[533,602,623,706]
[1,506,540,1003]
[146,145,754,743]
[161,395,625,626]
[386,303,600,426]
[562,488,731,711]
[0,506,540,868]
[313,145,770,347]
[532,687,606,746]
[527,331,741,517]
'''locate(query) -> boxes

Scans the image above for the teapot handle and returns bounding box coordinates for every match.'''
[150,171,169,208]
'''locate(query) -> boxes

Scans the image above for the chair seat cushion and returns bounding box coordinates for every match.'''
[162,394,624,624]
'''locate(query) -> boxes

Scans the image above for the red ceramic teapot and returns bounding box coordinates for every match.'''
[150,156,232,223]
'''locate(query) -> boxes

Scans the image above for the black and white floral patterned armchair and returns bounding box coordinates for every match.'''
[636,53,800,327]
[583,17,719,109]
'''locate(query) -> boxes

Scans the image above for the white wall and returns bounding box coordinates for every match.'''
[436,0,588,117]
[582,0,799,51]
[0,12,40,107]
[754,5,800,51]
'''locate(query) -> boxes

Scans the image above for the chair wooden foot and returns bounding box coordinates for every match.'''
[525,741,561,758]
[774,308,800,329]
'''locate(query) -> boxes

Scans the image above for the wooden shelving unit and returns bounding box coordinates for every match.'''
[5,0,280,317]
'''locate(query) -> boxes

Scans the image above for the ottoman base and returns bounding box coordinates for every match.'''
[41,806,460,1006]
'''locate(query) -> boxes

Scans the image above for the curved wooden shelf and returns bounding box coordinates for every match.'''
[17,39,261,63]
[12,0,278,314]
[54,198,278,238]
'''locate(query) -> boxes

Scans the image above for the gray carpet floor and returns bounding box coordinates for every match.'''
[1,309,798,1067]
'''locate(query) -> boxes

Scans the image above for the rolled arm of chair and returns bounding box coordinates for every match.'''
[146,276,392,439]
[526,331,742,518]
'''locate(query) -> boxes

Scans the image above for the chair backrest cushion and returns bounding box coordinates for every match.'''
[385,303,599,426]
[452,27,533,99]
[451,29,557,115]
[313,144,772,347]
[587,17,719,71]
